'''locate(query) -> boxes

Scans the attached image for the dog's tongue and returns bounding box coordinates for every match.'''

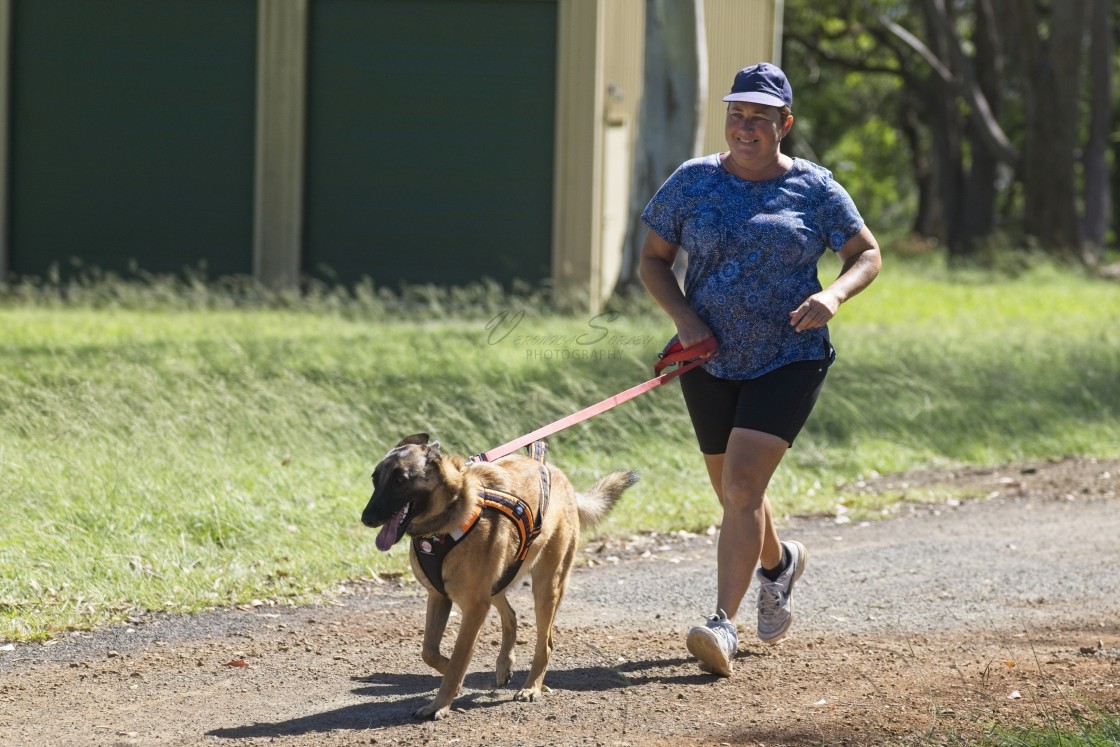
[375,507,407,552]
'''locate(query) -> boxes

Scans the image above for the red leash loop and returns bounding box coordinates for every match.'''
[654,336,717,375]
[474,338,716,463]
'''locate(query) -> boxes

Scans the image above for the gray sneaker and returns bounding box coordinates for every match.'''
[756,540,807,644]
[686,609,737,677]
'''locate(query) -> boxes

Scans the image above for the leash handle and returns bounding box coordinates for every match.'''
[473,338,717,463]
[653,337,717,375]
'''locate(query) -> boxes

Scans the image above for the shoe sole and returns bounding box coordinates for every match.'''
[686,627,733,677]
[758,540,807,646]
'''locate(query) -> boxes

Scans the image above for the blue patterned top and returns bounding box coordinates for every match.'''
[642,155,864,380]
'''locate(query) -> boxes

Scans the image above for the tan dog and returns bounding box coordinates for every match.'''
[361,434,636,720]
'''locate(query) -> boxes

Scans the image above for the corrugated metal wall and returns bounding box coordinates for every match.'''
[302,0,557,288]
[701,0,779,156]
[551,0,645,308]
[599,0,645,302]
[7,0,258,281]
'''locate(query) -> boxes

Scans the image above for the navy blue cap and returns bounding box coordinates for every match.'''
[722,62,792,109]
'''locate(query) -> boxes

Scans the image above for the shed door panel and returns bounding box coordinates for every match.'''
[8,0,257,280]
[304,0,557,287]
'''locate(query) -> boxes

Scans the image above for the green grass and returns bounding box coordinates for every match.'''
[915,702,1120,746]
[888,709,1120,747]
[984,709,1120,746]
[1,257,1119,642]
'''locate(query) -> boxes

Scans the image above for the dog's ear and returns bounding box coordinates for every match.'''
[397,433,430,447]
[428,441,442,459]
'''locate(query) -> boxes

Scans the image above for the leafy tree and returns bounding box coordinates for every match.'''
[783,0,1116,262]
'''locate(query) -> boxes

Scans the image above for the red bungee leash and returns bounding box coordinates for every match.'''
[472,337,717,463]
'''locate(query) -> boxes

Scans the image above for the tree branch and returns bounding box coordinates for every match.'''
[872,11,954,82]
[871,2,1020,167]
[784,32,903,78]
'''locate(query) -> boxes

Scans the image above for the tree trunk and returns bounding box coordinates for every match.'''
[1082,0,1114,263]
[618,0,707,289]
[960,0,1002,253]
[920,0,964,254]
[1016,0,1087,256]
[901,98,939,239]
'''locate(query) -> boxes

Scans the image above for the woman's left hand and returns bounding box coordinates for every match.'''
[790,228,883,332]
[789,290,840,332]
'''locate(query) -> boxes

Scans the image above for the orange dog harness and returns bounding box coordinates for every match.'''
[413,441,551,597]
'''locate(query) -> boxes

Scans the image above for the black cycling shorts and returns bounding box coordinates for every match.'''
[679,348,834,454]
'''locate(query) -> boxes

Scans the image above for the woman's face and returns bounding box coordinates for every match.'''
[724,102,790,164]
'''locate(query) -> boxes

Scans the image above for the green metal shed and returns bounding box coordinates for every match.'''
[0,0,780,309]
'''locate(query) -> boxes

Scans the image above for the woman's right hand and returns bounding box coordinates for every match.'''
[674,315,717,355]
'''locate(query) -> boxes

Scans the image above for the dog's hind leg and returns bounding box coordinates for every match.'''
[515,544,575,702]
[421,592,453,674]
[492,592,517,687]
[415,597,491,720]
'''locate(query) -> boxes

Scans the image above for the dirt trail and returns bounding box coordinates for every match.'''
[2,457,1119,747]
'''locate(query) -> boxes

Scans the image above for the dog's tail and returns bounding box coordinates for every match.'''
[576,470,639,529]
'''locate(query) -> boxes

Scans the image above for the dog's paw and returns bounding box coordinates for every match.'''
[514,687,542,702]
[414,700,451,720]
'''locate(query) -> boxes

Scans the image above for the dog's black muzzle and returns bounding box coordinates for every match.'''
[361,493,387,528]
[361,484,424,529]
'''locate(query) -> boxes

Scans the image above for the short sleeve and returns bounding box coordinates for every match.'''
[641,157,719,245]
[641,168,687,246]
[815,172,864,252]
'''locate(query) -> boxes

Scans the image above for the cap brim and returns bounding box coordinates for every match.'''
[722,92,788,108]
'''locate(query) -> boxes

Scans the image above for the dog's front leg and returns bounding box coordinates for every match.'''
[414,598,490,720]
[420,592,452,674]
[492,593,517,687]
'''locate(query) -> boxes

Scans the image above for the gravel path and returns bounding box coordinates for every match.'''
[2,457,1118,746]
